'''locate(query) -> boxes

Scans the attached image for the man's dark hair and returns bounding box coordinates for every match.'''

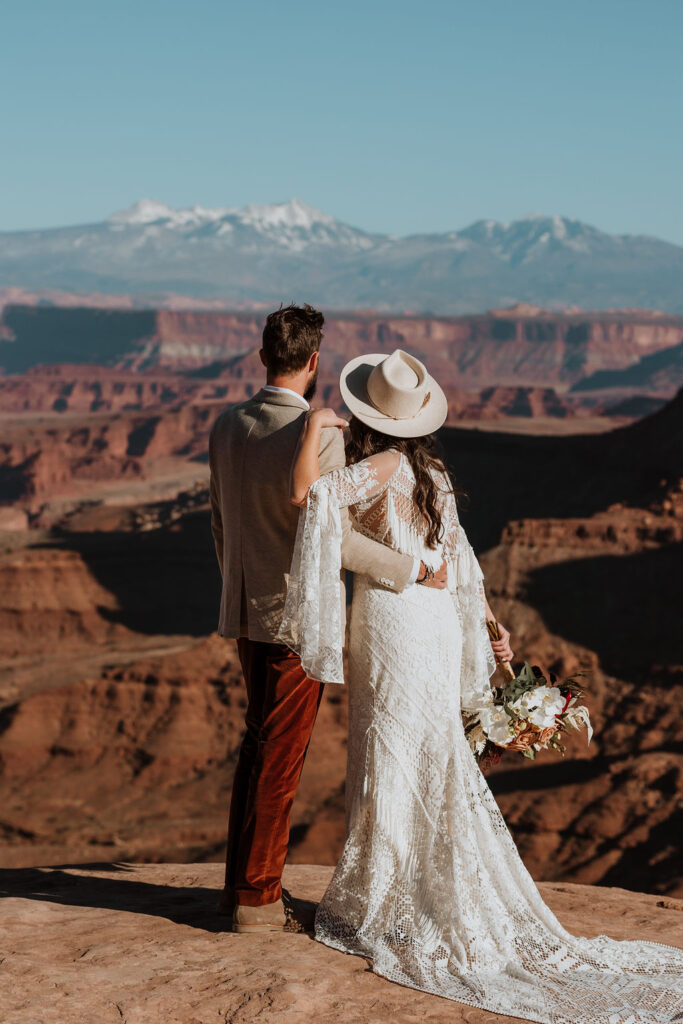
[261,303,324,375]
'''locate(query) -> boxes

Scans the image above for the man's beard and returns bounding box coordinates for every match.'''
[304,367,319,402]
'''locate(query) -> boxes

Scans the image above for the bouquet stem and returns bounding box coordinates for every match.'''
[486,619,516,681]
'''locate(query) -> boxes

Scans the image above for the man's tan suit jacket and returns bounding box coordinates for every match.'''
[208,387,414,642]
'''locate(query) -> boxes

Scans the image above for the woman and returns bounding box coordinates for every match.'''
[278,349,682,1024]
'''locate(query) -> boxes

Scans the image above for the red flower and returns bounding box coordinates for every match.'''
[556,691,572,717]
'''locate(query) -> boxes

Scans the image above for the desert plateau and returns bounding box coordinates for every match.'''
[2,862,682,1024]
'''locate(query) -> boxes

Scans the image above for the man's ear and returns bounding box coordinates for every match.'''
[309,351,319,372]
[259,349,268,368]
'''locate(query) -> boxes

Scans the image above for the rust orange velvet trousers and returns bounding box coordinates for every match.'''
[223,638,324,907]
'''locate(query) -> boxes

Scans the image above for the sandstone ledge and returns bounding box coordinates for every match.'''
[1,863,681,1024]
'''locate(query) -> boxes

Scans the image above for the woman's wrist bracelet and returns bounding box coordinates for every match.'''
[416,564,434,585]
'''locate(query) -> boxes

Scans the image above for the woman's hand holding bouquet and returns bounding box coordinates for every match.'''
[465,621,593,766]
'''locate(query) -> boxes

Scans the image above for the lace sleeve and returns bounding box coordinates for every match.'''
[439,476,497,712]
[277,453,401,685]
[316,450,401,508]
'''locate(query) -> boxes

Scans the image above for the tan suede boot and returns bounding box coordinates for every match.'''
[232,899,286,934]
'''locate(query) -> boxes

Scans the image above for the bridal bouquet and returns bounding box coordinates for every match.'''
[464,622,593,765]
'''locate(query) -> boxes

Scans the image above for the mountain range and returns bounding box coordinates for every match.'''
[1,198,682,314]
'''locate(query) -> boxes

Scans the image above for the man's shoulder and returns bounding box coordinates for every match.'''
[210,393,311,452]
[210,394,262,434]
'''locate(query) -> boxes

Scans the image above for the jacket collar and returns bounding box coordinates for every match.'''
[253,386,309,411]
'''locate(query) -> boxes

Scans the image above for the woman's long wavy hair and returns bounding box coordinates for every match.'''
[345,415,458,550]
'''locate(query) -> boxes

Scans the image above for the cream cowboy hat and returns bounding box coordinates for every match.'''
[339,349,448,438]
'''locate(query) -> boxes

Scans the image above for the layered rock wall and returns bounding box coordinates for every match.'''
[3,304,683,387]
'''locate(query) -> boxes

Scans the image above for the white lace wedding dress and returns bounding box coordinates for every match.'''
[278,450,683,1024]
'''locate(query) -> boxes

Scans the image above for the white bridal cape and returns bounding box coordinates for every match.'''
[278,450,683,1024]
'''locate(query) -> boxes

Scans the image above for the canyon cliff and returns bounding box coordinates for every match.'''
[2,304,683,388]
[0,391,680,896]
[1,302,680,894]
[3,302,681,510]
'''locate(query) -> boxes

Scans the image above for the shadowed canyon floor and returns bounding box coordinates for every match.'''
[2,863,682,1024]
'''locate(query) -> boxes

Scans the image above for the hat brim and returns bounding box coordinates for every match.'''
[339,353,448,438]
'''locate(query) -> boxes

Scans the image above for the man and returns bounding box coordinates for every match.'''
[208,304,447,933]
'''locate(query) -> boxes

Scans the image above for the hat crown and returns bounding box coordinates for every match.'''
[338,347,447,438]
[366,349,429,420]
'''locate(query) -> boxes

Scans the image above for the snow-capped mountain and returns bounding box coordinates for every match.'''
[458,214,607,261]
[106,197,376,253]
[109,197,332,230]
[1,200,681,313]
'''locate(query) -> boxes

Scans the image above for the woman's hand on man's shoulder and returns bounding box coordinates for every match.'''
[307,407,349,432]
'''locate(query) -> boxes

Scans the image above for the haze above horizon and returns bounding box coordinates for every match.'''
[2,0,682,245]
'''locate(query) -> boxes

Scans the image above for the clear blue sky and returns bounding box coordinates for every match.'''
[2,0,682,243]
